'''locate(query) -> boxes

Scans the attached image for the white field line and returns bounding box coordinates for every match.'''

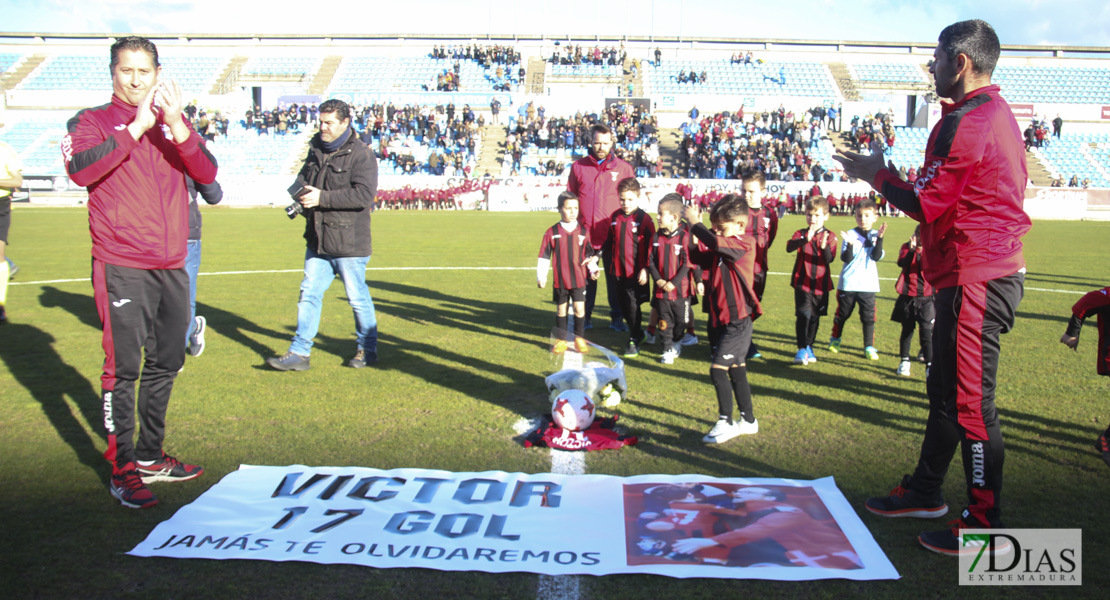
[12,268,1087,295]
[535,349,585,600]
[10,266,533,286]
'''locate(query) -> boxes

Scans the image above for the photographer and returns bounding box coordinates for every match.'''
[267,99,380,371]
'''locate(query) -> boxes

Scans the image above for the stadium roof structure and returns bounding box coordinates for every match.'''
[1,31,1109,58]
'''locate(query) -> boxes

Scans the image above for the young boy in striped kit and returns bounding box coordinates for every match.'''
[605,177,655,357]
[538,192,599,354]
[686,195,763,443]
[891,225,934,376]
[785,196,837,366]
[647,194,692,364]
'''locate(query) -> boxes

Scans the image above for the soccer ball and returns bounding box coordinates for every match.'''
[551,389,596,431]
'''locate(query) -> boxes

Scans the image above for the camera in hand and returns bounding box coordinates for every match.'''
[285,200,304,219]
[286,184,308,219]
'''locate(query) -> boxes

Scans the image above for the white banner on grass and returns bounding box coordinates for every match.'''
[129,465,898,581]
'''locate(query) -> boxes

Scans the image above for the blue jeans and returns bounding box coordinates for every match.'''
[184,239,202,344]
[289,248,377,356]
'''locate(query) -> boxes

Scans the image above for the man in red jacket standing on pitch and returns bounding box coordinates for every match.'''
[568,123,634,331]
[63,36,218,509]
[834,20,1030,557]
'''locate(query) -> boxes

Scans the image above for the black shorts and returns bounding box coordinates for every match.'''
[711,318,753,368]
[613,275,650,304]
[891,294,936,324]
[553,286,587,304]
[0,196,10,243]
[794,288,829,318]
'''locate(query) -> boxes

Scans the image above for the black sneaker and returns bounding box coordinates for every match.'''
[1097,433,1110,468]
[865,475,948,518]
[187,315,206,357]
[0,305,6,325]
[622,342,639,358]
[267,351,310,371]
[110,465,159,508]
[137,453,204,483]
[918,511,1013,557]
[348,348,378,368]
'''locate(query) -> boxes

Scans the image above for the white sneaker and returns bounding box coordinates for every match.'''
[679,333,698,346]
[187,316,206,357]
[643,332,656,345]
[660,347,679,364]
[703,418,741,444]
[737,418,759,435]
[897,360,911,377]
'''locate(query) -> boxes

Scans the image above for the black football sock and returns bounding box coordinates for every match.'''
[711,368,733,423]
[730,366,754,423]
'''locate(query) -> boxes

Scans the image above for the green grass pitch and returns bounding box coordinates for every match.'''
[1,206,1107,599]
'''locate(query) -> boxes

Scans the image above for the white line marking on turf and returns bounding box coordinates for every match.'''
[14,268,1086,295]
[10,267,534,286]
[536,349,586,600]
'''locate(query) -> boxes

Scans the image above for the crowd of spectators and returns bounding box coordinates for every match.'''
[1023,119,1051,150]
[729,51,758,66]
[1053,175,1091,188]
[429,45,521,92]
[676,69,709,84]
[238,101,486,177]
[183,103,229,141]
[353,102,484,176]
[550,43,626,67]
[501,101,662,178]
[239,104,314,136]
[675,104,843,182]
[848,111,895,151]
[430,44,520,66]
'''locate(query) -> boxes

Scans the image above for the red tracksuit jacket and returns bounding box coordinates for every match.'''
[873,85,1030,289]
[63,95,218,270]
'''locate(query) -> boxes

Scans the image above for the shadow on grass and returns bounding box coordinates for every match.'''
[0,323,106,480]
[371,279,551,342]
[1024,271,1106,290]
[40,285,101,330]
[194,299,291,359]
[1015,310,1070,325]
[40,284,291,361]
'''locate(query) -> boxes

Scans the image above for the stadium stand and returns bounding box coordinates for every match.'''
[0,120,67,175]
[995,65,1110,104]
[16,54,226,95]
[850,63,927,84]
[329,56,511,94]
[2,34,1109,203]
[206,122,310,176]
[1033,132,1110,188]
[241,56,321,77]
[550,63,622,80]
[1,52,23,73]
[643,60,839,98]
[886,126,929,173]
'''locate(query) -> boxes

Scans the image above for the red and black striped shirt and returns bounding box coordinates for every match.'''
[744,204,779,276]
[689,223,762,326]
[895,242,934,297]
[786,228,837,294]
[605,208,655,278]
[648,228,691,301]
[539,222,594,290]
